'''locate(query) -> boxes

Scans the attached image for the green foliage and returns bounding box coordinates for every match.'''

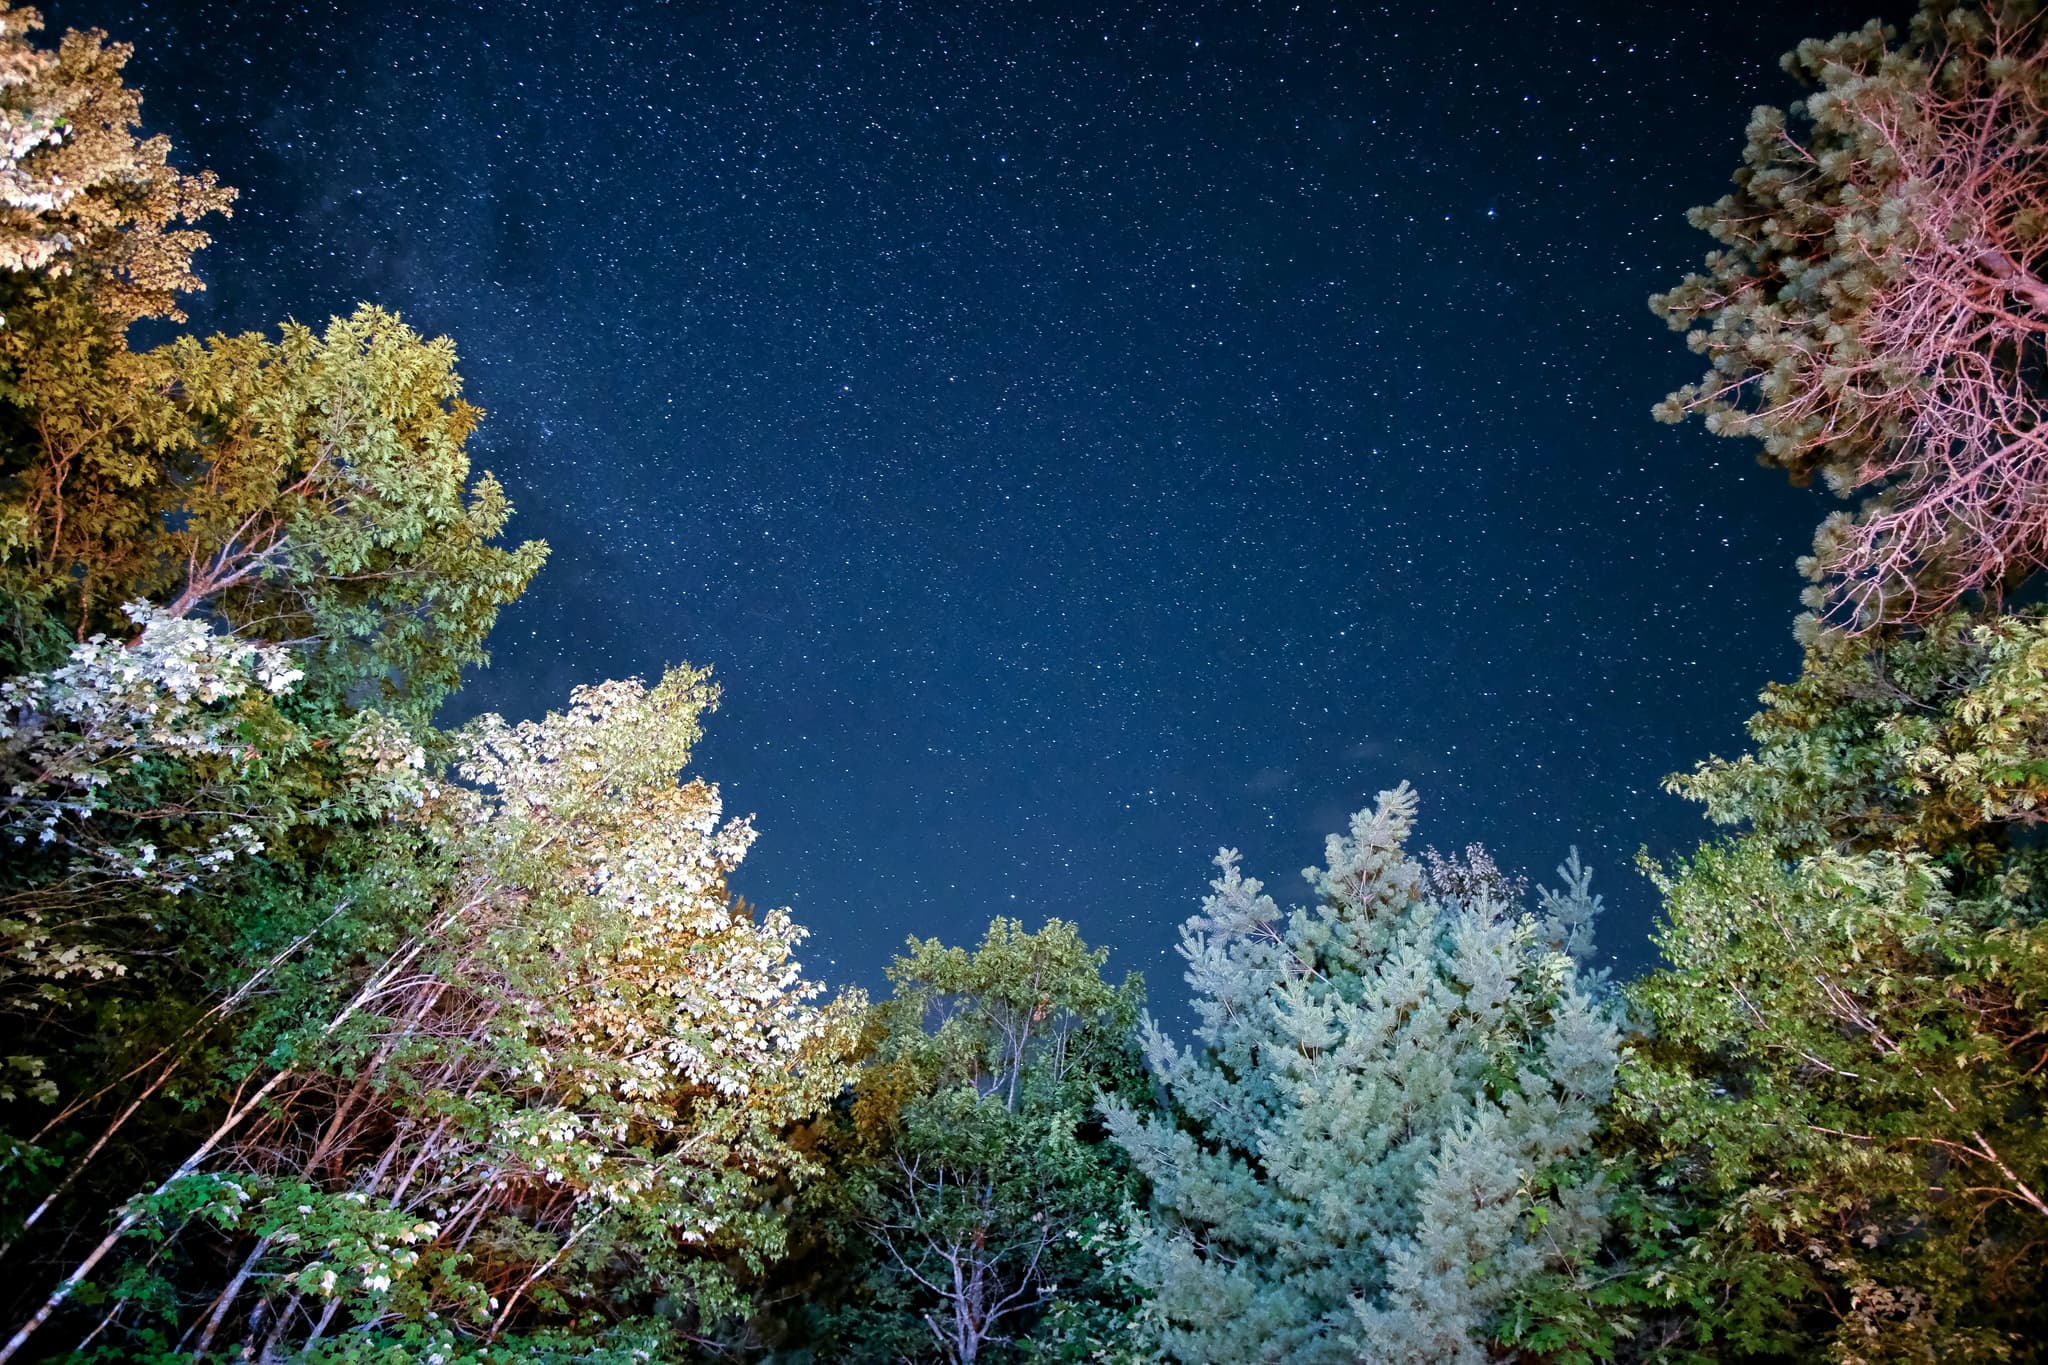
[0,29,551,712]
[1489,631,2048,1365]
[0,14,866,1361]
[1592,615,2048,1363]
[1108,788,1622,1365]
[21,1,2048,1363]
[1624,842,2048,1361]
[0,293,540,1352]
[1621,6,2048,1355]
[0,605,442,1206]
[1670,613,2048,860]
[1,608,306,991]
[1,667,862,1363]
[772,919,1149,1365]
[108,672,866,1360]
[153,309,546,716]
[0,303,546,717]
[0,810,462,1357]
[871,917,1145,1117]
[0,0,235,681]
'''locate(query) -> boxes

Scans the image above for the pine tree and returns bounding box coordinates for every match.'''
[1106,787,1620,1365]
[1626,5,2048,1352]
[1653,0,2048,629]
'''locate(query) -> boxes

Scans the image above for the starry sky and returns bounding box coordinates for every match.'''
[83,0,1905,1005]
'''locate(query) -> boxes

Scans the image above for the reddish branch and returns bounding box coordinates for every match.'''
[158,420,343,623]
[1668,5,2048,625]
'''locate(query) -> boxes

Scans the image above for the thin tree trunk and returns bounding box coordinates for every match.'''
[0,922,445,1365]
[487,1208,602,1340]
[3,906,348,1260]
[188,1232,273,1360]
[0,1061,304,1365]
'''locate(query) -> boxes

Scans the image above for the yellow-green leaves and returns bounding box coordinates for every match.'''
[2,305,546,715]
[1671,613,2048,856]
[0,2,233,325]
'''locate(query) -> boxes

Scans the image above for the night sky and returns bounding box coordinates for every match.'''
[78,0,1905,1007]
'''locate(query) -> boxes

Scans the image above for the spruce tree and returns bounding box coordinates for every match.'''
[1107,787,1620,1365]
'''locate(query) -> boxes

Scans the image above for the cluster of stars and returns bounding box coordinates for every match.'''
[97,0,1894,1003]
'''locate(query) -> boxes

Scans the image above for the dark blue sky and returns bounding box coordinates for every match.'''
[87,0,1898,1004]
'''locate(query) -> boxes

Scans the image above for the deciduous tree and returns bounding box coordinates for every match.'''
[0,1,231,322]
[3,305,547,716]
[1610,615,2048,1362]
[2,669,865,1362]
[796,919,1148,1365]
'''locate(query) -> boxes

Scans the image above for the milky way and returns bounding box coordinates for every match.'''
[90,0,1902,1006]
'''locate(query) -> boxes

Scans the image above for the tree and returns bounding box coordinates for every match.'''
[2,669,865,1363]
[2,305,548,717]
[791,919,1149,1365]
[1653,1,2048,629]
[0,0,237,674]
[1,608,315,1104]
[0,8,867,1363]
[1106,788,1621,1365]
[0,6,537,699]
[1610,615,2048,1362]
[0,2,232,323]
[1624,5,2048,1356]
[0,308,548,1351]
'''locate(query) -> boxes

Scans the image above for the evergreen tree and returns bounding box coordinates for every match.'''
[1107,787,1620,1365]
[1653,0,2048,629]
[1614,5,2048,1357]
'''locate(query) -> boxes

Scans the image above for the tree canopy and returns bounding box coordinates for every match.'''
[4,1,2048,1362]
[1107,790,1621,1365]
[1654,1,2048,629]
